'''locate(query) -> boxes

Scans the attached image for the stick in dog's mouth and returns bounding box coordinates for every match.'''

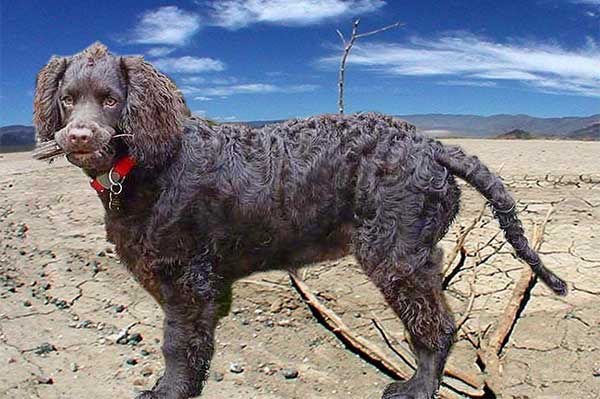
[32,139,65,161]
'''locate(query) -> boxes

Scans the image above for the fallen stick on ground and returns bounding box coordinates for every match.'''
[288,271,484,398]
[443,203,486,277]
[478,204,557,393]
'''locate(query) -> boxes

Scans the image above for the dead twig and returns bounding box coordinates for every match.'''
[31,139,64,161]
[337,19,403,114]
[444,203,486,276]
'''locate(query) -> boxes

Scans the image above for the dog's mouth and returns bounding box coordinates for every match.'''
[66,146,117,171]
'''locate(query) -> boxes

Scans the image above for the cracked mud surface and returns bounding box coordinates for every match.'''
[1,139,599,399]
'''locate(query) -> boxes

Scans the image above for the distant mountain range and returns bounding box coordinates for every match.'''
[0,125,35,152]
[397,113,600,138]
[243,113,600,139]
[2,113,599,153]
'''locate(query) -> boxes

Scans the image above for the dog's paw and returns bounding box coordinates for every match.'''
[382,381,436,399]
[135,391,161,399]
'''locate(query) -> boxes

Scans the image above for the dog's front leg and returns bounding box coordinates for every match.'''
[137,256,220,399]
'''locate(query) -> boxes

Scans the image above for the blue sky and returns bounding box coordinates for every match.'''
[1,0,599,126]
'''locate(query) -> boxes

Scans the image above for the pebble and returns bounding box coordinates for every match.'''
[23,300,32,307]
[114,304,126,313]
[229,363,244,373]
[128,333,144,345]
[282,368,299,379]
[70,362,78,372]
[76,320,93,329]
[34,343,56,356]
[125,358,138,366]
[593,367,600,377]
[140,349,150,357]
[213,372,224,382]
[270,299,283,313]
[133,378,145,386]
[141,366,153,377]
[36,376,54,385]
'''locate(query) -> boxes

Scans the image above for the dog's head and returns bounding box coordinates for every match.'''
[33,42,190,174]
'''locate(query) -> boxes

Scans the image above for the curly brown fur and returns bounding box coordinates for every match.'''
[34,43,567,399]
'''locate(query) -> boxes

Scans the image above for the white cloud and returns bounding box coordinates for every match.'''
[572,0,600,5]
[146,47,176,57]
[215,116,239,121]
[184,83,318,97]
[438,80,498,88]
[319,35,600,97]
[209,0,385,29]
[153,56,225,74]
[131,6,201,46]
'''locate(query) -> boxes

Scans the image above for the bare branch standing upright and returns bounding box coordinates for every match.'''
[337,19,403,114]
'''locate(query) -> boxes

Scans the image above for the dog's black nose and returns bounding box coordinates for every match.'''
[68,128,92,146]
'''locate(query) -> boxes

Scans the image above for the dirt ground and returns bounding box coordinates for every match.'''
[1,139,599,399]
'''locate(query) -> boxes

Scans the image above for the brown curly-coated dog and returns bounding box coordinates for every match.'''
[33,43,566,399]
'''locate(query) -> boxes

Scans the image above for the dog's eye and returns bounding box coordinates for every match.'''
[103,96,118,107]
[61,96,74,107]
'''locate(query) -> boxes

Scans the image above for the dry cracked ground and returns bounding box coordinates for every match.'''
[0,139,599,399]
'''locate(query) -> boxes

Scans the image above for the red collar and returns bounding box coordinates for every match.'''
[90,155,136,194]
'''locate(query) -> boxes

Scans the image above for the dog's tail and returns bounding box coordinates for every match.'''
[434,144,567,296]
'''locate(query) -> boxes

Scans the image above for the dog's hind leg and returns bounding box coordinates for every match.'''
[136,254,221,399]
[353,177,458,399]
[357,243,455,399]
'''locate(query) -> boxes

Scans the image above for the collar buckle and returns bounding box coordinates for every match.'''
[90,155,135,212]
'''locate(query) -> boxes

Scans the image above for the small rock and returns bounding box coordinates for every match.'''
[125,358,138,366]
[593,367,600,377]
[36,375,54,385]
[70,362,79,372]
[229,363,244,374]
[76,320,93,329]
[97,251,106,257]
[132,378,145,386]
[277,319,293,327]
[213,372,224,382]
[127,333,143,346]
[140,349,150,357]
[23,300,32,307]
[270,299,283,313]
[114,304,126,313]
[282,368,299,379]
[16,223,28,238]
[34,343,56,356]
[141,366,153,377]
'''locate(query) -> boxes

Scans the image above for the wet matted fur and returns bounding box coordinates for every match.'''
[33,43,567,399]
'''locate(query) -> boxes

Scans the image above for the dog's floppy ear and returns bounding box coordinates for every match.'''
[33,56,68,142]
[119,56,190,168]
